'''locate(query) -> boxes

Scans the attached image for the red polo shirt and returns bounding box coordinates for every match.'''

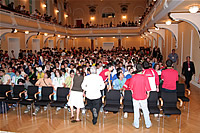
[161,68,178,90]
[99,69,109,81]
[123,78,131,90]
[129,74,151,100]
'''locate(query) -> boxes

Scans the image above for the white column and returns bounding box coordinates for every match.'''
[181,32,184,67]
[190,30,193,60]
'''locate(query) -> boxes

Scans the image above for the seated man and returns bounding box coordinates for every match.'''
[112,72,126,91]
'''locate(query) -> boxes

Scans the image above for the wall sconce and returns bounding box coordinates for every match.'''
[42,4,46,8]
[90,16,95,21]
[25,31,29,34]
[55,9,59,13]
[122,15,127,19]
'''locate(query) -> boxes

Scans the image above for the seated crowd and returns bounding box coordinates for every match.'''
[0,46,179,127]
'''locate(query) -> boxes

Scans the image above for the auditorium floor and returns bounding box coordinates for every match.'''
[1,80,200,133]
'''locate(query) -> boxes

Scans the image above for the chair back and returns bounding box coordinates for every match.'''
[13,85,25,98]
[56,87,69,102]
[0,85,11,97]
[27,86,38,99]
[123,90,133,106]
[176,83,185,97]
[105,90,120,105]
[161,91,177,107]
[148,91,158,107]
[41,86,53,100]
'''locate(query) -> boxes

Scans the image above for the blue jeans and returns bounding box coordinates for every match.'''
[132,98,151,128]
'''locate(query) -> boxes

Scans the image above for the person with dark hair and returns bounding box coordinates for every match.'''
[11,70,23,86]
[68,68,84,122]
[168,49,178,71]
[182,56,195,89]
[129,64,151,129]
[28,67,37,85]
[112,72,126,90]
[142,61,159,92]
[99,63,114,90]
[0,69,11,85]
[33,72,53,115]
[161,59,178,92]
[52,69,65,111]
[112,67,122,83]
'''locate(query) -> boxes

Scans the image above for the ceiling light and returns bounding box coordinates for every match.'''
[113,37,115,38]
[166,20,171,25]
[189,6,199,13]
[57,34,61,37]
[65,14,68,18]
[155,27,159,31]
[25,31,29,34]
[44,33,48,36]
[100,37,103,38]
[67,36,70,38]
[126,36,128,38]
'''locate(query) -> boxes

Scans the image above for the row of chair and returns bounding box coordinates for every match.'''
[101,85,190,128]
[0,83,190,128]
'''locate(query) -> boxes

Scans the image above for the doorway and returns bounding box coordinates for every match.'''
[8,37,20,59]
[32,39,40,53]
[48,40,54,49]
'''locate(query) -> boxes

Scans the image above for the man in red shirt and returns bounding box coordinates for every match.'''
[161,59,178,92]
[129,64,152,129]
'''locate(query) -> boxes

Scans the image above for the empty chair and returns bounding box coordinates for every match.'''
[148,91,160,115]
[33,86,54,116]
[122,90,134,118]
[176,83,190,111]
[102,90,122,125]
[4,85,25,115]
[0,85,11,114]
[50,87,70,120]
[160,91,183,129]
[147,91,161,126]
[19,86,38,116]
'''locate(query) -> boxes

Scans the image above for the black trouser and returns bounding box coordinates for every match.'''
[185,73,192,89]
[86,98,101,124]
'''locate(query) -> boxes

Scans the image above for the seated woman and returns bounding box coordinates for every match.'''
[31,71,53,115]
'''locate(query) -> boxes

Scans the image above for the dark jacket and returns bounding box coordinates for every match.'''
[182,61,195,76]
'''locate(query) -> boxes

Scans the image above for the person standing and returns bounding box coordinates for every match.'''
[142,61,159,92]
[81,67,105,125]
[182,56,195,89]
[161,59,178,92]
[129,64,152,129]
[168,49,178,71]
[67,68,84,122]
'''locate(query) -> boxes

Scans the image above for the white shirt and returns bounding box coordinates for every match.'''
[11,75,23,85]
[52,77,65,89]
[97,67,103,75]
[2,74,11,85]
[81,74,105,100]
